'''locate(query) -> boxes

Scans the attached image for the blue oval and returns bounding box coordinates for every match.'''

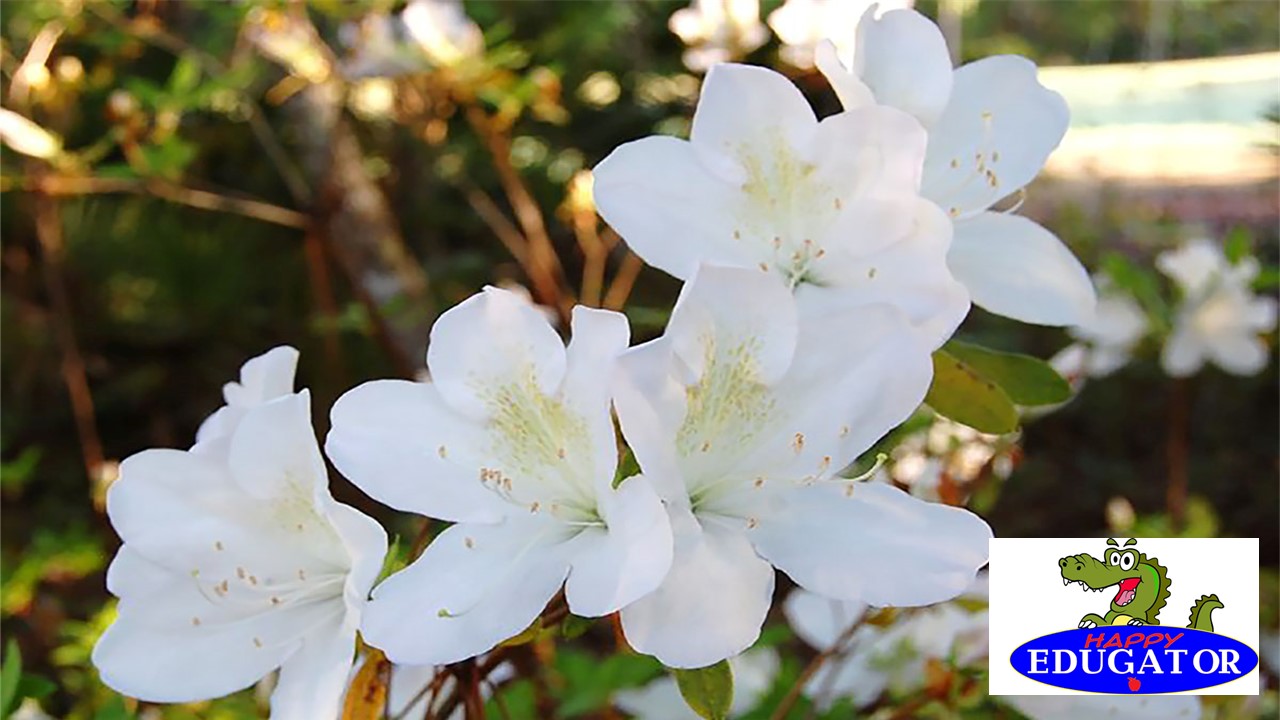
[1011,626,1258,694]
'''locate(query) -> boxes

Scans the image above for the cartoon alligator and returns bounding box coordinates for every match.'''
[1057,538,1222,632]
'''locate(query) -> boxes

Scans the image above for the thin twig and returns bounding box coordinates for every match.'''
[303,227,347,388]
[1166,377,1190,533]
[573,208,606,308]
[463,104,572,321]
[769,619,864,720]
[463,184,529,266]
[396,666,453,720]
[32,185,105,501]
[602,251,644,311]
[5,175,309,229]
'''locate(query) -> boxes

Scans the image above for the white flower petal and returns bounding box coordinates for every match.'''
[947,212,1095,326]
[613,338,690,504]
[427,286,568,420]
[782,589,866,651]
[106,449,253,567]
[104,545,172,598]
[664,265,797,385]
[592,136,746,281]
[1162,326,1206,377]
[752,302,933,482]
[326,379,509,522]
[620,510,775,669]
[800,199,970,347]
[1206,332,1269,376]
[324,501,389,615]
[92,597,334,703]
[922,56,1068,216]
[852,8,953,127]
[812,104,928,202]
[361,519,572,665]
[691,63,817,163]
[750,482,991,605]
[1156,239,1225,297]
[1087,346,1132,378]
[270,621,357,720]
[1004,695,1201,720]
[814,40,875,110]
[227,392,328,502]
[1246,296,1279,332]
[563,474,673,617]
[195,346,299,448]
[562,306,631,491]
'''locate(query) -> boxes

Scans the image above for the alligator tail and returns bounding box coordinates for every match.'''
[1187,593,1223,632]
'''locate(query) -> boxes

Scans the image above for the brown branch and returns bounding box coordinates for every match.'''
[5,175,310,229]
[602,251,644,311]
[463,104,572,322]
[572,209,606,308]
[463,185,529,266]
[303,227,346,388]
[1166,377,1190,533]
[32,185,105,503]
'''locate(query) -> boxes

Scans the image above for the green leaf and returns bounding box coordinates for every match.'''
[15,673,56,702]
[943,340,1071,406]
[168,54,203,97]
[559,613,594,640]
[673,661,734,720]
[1,640,21,718]
[1223,226,1252,264]
[924,349,1019,434]
[613,447,641,489]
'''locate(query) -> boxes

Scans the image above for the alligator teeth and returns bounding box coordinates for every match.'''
[1064,578,1070,586]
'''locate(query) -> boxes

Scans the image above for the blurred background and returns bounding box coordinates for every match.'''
[1,1,1276,718]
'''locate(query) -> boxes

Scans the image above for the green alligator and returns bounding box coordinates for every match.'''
[1057,538,1222,632]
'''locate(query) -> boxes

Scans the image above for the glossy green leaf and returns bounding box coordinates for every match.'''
[673,660,733,720]
[925,350,1019,434]
[1,640,20,719]
[944,340,1071,406]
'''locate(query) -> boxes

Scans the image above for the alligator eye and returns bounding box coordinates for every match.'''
[1119,550,1137,571]
[1108,552,1120,566]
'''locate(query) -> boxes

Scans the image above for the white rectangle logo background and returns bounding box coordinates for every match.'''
[988,537,1259,695]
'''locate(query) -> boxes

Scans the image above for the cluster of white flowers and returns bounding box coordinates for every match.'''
[1052,237,1276,385]
[777,575,1202,720]
[92,6,1108,718]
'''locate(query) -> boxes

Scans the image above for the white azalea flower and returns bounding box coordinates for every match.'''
[1157,239,1277,377]
[402,0,484,68]
[612,265,991,668]
[1051,279,1148,381]
[326,287,673,665]
[92,390,388,720]
[593,63,969,348]
[1004,695,1201,720]
[783,582,987,710]
[815,7,1095,327]
[669,0,769,72]
[614,647,780,719]
[767,0,911,69]
[195,346,300,450]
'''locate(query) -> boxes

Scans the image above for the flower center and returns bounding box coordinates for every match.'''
[478,366,599,520]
